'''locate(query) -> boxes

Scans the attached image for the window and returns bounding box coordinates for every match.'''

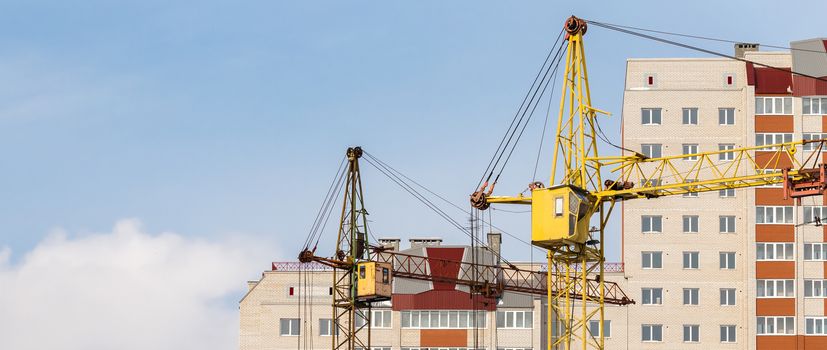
[643,178,662,187]
[355,311,368,327]
[553,196,564,217]
[641,215,662,233]
[725,74,735,86]
[589,320,611,338]
[646,74,656,87]
[720,325,736,343]
[642,288,663,305]
[720,252,736,269]
[682,144,699,160]
[684,325,700,343]
[683,288,699,305]
[718,144,735,161]
[642,324,663,342]
[682,108,698,125]
[719,108,735,125]
[756,206,793,224]
[642,108,662,125]
[804,206,827,224]
[756,133,793,150]
[496,310,533,329]
[805,280,827,298]
[756,96,793,115]
[642,251,663,269]
[757,279,795,298]
[683,179,699,197]
[683,215,699,233]
[401,310,486,329]
[372,310,392,328]
[805,243,827,261]
[803,133,827,151]
[719,215,736,232]
[803,97,827,115]
[806,317,827,335]
[287,286,295,296]
[319,319,338,336]
[757,243,794,261]
[757,316,795,335]
[720,288,736,306]
[641,144,662,158]
[683,251,699,269]
[280,318,300,336]
[719,188,735,197]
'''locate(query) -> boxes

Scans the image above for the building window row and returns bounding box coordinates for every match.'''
[806,317,827,335]
[638,143,737,160]
[588,320,612,338]
[757,242,794,261]
[756,206,793,224]
[496,310,532,329]
[803,97,827,115]
[757,316,795,335]
[640,108,735,126]
[755,96,793,115]
[756,279,795,298]
[805,243,827,261]
[803,134,827,151]
[642,288,737,306]
[400,310,486,329]
[755,133,793,150]
[640,251,734,270]
[643,323,733,343]
[641,215,736,233]
[805,280,827,298]
[804,206,827,224]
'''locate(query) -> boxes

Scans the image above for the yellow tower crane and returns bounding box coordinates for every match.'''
[470,15,827,350]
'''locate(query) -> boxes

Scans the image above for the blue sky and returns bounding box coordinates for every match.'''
[2,0,826,266]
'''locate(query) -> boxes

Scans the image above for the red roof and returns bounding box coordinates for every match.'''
[753,67,793,94]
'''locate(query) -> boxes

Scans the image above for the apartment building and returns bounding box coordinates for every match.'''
[621,38,827,349]
[241,236,548,350]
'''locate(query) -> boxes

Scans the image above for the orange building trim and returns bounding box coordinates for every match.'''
[419,329,467,347]
[755,115,794,132]
[756,225,795,242]
[755,151,794,169]
[756,298,795,315]
[756,335,796,349]
[756,188,794,206]
[804,336,827,349]
[756,261,795,279]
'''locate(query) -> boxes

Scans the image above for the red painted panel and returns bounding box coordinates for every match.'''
[755,67,792,94]
[425,247,465,290]
[747,62,756,85]
[792,74,827,97]
[392,290,496,311]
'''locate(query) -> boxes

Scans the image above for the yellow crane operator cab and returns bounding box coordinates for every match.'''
[355,261,393,302]
[531,184,597,248]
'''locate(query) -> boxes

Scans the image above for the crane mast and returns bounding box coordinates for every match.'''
[469,15,827,350]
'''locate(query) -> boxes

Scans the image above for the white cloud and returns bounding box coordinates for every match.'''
[0,219,279,350]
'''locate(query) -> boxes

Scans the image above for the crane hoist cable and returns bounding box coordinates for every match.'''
[498,38,568,184]
[476,28,566,191]
[363,150,545,254]
[586,20,827,83]
[361,153,522,266]
[586,20,827,55]
[489,38,568,185]
[302,156,347,251]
